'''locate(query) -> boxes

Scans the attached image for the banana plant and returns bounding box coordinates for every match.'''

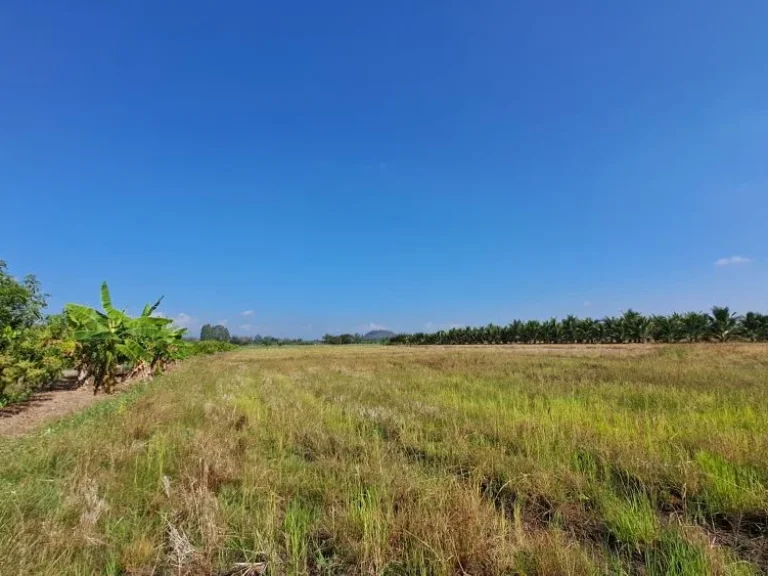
[129,315,187,374]
[65,283,127,392]
[65,282,185,393]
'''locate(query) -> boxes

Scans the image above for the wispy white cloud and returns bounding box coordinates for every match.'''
[217,319,228,326]
[714,256,752,267]
[367,322,387,331]
[583,301,592,308]
[151,310,168,318]
[173,313,194,328]
[239,323,253,333]
[242,310,254,317]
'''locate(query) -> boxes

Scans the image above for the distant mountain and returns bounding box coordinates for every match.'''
[362,330,396,341]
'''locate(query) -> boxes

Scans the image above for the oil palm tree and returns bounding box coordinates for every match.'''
[707,306,741,342]
[680,312,708,342]
[581,318,601,344]
[522,320,542,344]
[651,314,683,343]
[601,317,621,343]
[741,312,767,342]
[542,318,560,344]
[620,310,649,343]
[560,315,580,343]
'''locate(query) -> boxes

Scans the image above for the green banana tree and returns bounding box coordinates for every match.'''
[65,282,186,394]
[65,283,131,393]
[131,316,187,374]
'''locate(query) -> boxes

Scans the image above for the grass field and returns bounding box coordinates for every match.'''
[1,345,767,575]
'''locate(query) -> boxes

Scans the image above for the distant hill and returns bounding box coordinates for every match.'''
[362,330,396,341]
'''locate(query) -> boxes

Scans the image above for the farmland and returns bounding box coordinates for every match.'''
[1,344,767,575]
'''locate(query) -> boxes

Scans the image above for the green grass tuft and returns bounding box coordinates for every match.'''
[599,490,660,549]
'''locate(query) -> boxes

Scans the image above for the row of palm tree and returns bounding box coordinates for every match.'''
[388,307,768,345]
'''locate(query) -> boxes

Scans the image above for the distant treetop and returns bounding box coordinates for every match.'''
[200,324,230,342]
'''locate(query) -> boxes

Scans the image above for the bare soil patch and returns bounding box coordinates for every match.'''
[0,377,132,437]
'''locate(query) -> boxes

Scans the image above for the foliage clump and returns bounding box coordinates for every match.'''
[190,340,238,355]
[65,283,188,393]
[0,261,71,405]
[200,323,231,342]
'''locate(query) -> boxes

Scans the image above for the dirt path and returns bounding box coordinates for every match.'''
[0,379,131,437]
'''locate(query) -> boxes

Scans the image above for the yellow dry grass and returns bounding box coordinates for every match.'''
[1,344,767,575]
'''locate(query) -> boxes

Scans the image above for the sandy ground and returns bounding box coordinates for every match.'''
[0,378,132,437]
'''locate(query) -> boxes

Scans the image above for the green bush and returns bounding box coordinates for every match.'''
[0,324,70,405]
[188,340,238,355]
[0,261,73,406]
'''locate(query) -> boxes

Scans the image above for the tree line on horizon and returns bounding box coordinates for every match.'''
[199,323,395,346]
[321,333,388,345]
[388,307,768,345]
[199,323,315,346]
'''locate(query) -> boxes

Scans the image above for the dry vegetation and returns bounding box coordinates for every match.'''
[1,344,767,575]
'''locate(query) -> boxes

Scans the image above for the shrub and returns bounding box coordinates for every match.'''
[0,262,71,405]
[189,340,238,355]
[0,325,68,405]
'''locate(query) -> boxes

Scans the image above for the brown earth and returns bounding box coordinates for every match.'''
[0,377,133,437]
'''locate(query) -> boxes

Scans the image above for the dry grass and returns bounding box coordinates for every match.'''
[1,344,767,575]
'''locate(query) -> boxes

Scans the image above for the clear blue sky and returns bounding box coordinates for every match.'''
[2,1,766,338]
